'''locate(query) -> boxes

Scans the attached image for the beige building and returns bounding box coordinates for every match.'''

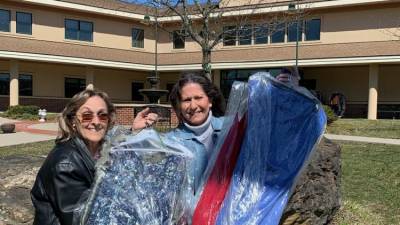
[1,0,400,120]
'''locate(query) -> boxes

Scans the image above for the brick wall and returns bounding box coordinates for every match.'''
[115,106,135,126]
[114,104,179,128]
[0,97,181,126]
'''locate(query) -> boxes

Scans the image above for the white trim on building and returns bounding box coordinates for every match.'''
[3,50,400,71]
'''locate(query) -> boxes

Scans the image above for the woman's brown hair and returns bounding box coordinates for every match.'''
[56,89,115,143]
[169,72,226,123]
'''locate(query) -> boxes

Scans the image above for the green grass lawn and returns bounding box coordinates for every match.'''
[332,141,400,225]
[1,118,399,225]
[0,140,54,158]
[326,119,400,139]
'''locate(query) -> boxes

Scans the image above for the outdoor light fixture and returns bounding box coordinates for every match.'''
[288,3,296,11]
[288,2,299,69]
[139,12,168,104]
[143,14,150,24]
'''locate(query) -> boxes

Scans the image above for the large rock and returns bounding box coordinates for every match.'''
[280,137,341,225]
[0,155,44,225]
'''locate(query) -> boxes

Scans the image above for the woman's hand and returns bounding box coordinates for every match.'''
[132,108,159,131]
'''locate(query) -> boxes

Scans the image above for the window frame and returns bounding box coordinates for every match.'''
[19,74,33,96]
[173,30,185,49]
[165,82,175,102]
[270,23,285,44]
[64,77,86,98]
[0,73,10,95]
[131,81,145,102]
[223,25,237,46]
[65,18,93,42]
[16,11,32,35]
[238,24,252,46]
[254,23,268,45]
[132,28,144,48]
[305,18,321,41]
[287,20,303,43]
[0,9,11,32]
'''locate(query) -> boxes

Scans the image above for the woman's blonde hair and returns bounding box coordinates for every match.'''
[56,89,115,143]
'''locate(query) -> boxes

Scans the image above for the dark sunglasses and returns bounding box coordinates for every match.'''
[78,111,109,123]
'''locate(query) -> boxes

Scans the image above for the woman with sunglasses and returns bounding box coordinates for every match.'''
[31,89,115,225]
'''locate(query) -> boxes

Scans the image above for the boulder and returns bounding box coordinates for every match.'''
[280,137,341,225]
[0,123,15,133]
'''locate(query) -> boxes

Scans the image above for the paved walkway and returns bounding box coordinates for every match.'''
[1,117,57,147]
[324,134,400,145]
[2,117,400,147]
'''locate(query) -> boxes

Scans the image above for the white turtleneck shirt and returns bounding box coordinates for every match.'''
[183,111,214,153]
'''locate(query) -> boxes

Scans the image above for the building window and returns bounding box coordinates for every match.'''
[173,30,185,49]
[132,82,144,101]
[270,23,285,43]
[0,9,10,32]
[65,19,93,42]
[166,83,175,101]
[305,18,320,41]
[132,28,144,48]
[223,26,237,46]
[254,24,268,44]
[239,24,252,45]
[65,77,85,98]
[221,69,267,98]
[0,73,9,95]
[287,20,303,42]
[300,79,317,90]
[19,74,32,96]
[16,12,32,35]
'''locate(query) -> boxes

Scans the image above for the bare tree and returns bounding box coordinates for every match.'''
[120,0,307,79]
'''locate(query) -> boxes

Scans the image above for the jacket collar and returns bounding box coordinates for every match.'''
[176,116,223,140]
[72,137,96,166]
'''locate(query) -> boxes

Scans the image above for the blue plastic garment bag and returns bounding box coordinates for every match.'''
[216,72,327,225]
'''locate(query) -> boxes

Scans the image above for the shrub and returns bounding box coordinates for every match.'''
[322,105,338,125]
[6,105,39,115]
[4,105,40,120]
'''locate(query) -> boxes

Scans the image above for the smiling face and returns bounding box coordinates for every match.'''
[75,96,109,150]
[179,82,212,126]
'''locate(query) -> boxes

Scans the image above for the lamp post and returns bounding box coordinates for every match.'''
[288,2,299,69]
[143,14,158,83]
[140,13,168,104]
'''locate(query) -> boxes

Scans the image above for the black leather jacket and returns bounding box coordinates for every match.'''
[31,138,95,225]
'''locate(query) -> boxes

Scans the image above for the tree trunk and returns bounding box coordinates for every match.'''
[202,48,212,80]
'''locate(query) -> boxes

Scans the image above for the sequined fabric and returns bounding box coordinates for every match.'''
[82,129,192,225]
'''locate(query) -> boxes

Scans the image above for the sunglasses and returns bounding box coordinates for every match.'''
[77,111,109,123]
